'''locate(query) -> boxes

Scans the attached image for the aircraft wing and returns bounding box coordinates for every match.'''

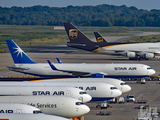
[47,60,94,77]
[7,65,29,71]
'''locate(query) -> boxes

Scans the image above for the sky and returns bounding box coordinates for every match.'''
[0,0,160,10]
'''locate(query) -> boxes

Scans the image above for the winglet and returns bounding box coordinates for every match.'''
[6,40,36,64]
[94,32,107,43]
[56,58,63,64]
[47,60,58,70]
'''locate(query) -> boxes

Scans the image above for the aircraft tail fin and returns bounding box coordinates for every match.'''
[56,58,63,64]
[63,23,97,51]
[6,40,36,64]
[94,32,107,43]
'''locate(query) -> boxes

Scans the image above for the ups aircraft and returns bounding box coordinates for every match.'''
[64,22,160,60]
[6,40,155,78]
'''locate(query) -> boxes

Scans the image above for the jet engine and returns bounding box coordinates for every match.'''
[125,52,136,58]
[143,53,154,59]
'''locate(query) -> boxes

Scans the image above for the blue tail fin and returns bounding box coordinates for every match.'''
[56,58,63,64]
[6,40,36,64]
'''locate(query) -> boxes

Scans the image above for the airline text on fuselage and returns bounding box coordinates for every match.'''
[32,91,64,95]
[28,103,57,108]
[0,110,13,113]
[76,86,96,91]
[114,67,137,70]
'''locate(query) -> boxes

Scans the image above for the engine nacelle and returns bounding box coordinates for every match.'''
[126,52,136,58]
[144,53,154,59]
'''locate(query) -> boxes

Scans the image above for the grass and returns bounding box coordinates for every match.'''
[1,25,160,46]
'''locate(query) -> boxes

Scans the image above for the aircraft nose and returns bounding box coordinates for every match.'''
[113,89,122,97]
[121,85,131,93]
[79,105,90,115]
[82,94,92,103]
[150,69,156,75]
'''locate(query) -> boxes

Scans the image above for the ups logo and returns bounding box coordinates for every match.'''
[69,29,78,39]
[97,37,104,42]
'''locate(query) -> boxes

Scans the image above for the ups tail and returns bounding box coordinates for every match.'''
[6,40,36,64]
[63,23,97,51]
[94,32,107,43]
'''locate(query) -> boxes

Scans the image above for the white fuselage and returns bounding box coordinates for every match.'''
[41,78,131,93]
[0,113,70,120]
[103,43,160,53]
[0,86,91,103]
[0,81,122,101]
[12,62,155,77]
[99,43,160,57]
[0,96,90,118]
[0,103,41,114]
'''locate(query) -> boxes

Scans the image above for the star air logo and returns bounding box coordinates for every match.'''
[13,46,24,57]
[97,37,104,42]
[69,29,78,39]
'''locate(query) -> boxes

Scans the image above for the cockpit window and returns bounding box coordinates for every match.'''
[76,102,84,105]
[147,67,152,70]
[110,87,117,90]
[120,83,127,85]
[33,110,43,114]
[79,91,87,94]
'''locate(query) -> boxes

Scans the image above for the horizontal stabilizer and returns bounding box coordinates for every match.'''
[7,65,29,71]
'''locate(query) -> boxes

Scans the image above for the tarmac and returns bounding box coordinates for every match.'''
[1,31,160,119]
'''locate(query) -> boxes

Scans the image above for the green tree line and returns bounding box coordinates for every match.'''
[0,4,160,27]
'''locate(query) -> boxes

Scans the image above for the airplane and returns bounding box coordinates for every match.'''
[0,103,42,114]
[64,22,160,60]
[0,86,91,103]
[6,40,155,78]
[0,96,90,118]
[0,113,70,120]
[36,77,131,93]
[0,81,122,101]
[94,32,107,43]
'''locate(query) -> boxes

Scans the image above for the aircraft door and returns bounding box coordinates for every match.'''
[66,90,71,97]
[111,91,113,96]
[78,97,83,102]
[16,109,22,113]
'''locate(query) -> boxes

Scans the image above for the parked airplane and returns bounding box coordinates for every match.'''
[0,96,90,118]
[94,32,107,43]
[47,59,155,78]
[37,77,131,93]
[6,40,155,78]
[0,103,42,114]
[0,86,91,103]
[64,22,160,60]
[0,113,70,120]
[0,81,121,101]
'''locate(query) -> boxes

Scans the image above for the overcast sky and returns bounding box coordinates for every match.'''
[0,0,159,10]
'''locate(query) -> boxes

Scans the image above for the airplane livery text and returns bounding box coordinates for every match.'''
[0,110,13,113]
[114,67,137,70]
[76,86,96,91]
[33,91,64,95]
[28,103,57,108]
